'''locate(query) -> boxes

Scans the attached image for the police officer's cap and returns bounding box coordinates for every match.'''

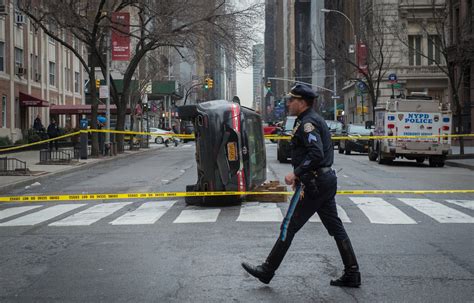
[288,83,317,102]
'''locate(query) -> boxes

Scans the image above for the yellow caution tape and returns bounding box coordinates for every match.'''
[1,128,472,153]
[1,189,473,203]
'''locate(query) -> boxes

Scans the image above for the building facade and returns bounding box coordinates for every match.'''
[447,0,473,134]
[252,44,264,111]
[0,0,86,142]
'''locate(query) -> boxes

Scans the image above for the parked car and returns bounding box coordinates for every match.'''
[325,120,344,148]
[178,100,267,205]
[338,124,371,155]
[149,127,175,144]
[276,116,296,163]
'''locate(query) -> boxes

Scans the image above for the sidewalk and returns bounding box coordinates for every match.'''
[445,145,474,170]
[0,144,164,194]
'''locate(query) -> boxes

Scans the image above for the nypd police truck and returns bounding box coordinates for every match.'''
[368,94,452,167]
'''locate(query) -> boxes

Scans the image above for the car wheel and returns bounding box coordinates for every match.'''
[185,184,203,206]
[155,137,164,144]
[368,144,377,161]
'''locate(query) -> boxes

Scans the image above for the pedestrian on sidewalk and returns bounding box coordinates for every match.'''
[33,114,44,132]
[47,119,59,151]
[241,84,361,287]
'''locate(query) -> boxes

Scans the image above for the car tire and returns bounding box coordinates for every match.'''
[185,184,203,206]
[368,143,377,161]
[155,137,164,144]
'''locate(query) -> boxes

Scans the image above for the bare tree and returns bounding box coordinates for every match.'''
[20,0,263,151]
[395,0,473,154]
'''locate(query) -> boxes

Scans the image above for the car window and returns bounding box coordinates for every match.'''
[348,125,371,135]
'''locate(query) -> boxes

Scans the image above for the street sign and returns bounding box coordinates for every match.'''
[388,73,397,82]
[99,85,109,98]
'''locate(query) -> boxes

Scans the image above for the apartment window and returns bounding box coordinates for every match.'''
[428,35,441,65]
[0,42,4,72]
[408,35,422,66]
[1,95,6,128]
[74,72,80,93]
[49,61,55,86]
[14,47,24,68]
[64,67,70,91]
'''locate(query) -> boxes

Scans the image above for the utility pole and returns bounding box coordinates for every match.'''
[332,59,337,121]
[105,29,111,153]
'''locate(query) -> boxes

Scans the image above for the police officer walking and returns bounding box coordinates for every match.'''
[241,83,361,288]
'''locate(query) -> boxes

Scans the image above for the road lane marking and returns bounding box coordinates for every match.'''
[309,205,351,223]
[445,200,474,211]
[0,204,85,226]
[237,202,284,222]
[110,201,177,225]
[350,197,417,224]
[399,198,474,223]
[50,202,132,226]
[0,205,43,221]
[173,209,221,223]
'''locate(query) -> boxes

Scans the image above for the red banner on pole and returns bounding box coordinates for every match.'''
[357,42,368,76]
[111,12,130,61]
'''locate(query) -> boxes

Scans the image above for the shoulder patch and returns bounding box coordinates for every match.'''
[304,123,315,133]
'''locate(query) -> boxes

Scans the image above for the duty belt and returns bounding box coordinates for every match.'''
[313,167,332,177]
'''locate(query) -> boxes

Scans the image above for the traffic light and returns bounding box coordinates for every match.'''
[204,78,209,89]
[265,81,271,92]
[95,79,100,88]
[208,78,214,89]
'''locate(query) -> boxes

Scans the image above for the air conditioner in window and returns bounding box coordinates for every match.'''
[16,66,25,76]
[0,5,8,15]
[15,12,25,25]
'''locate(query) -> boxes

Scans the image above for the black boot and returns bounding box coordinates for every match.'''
[330,238,361,288]
[242,239,291,284]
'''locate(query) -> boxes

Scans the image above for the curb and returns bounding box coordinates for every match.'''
[445,161,474,171]
[0,146,163,194]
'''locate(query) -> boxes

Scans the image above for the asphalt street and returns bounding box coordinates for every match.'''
[0,142,473,302]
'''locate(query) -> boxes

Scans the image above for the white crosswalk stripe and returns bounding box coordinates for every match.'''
[445,200,474,211]
[237,202,283,222]
[350,197,417,224]
[0,205,43,221]
[0,204,85,226]
[173,209,221,223]
[0,198,472,226]
[309,205,351,223]
[50,202,132,226]
[110,201,177,225]
[399,198,474,223]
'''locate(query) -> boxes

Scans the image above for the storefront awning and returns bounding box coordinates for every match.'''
[19,92,49,107]
[50,104,131,115]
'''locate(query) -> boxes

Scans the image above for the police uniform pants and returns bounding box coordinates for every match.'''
[265,170,349,271]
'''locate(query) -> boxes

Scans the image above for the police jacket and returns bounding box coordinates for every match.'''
[291,108,334,177]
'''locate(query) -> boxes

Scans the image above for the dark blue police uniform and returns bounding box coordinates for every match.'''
[242,84,361,288]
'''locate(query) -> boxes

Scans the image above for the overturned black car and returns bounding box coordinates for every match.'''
[178,100,267,205]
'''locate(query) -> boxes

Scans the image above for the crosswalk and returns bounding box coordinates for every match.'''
[0,198,473,227]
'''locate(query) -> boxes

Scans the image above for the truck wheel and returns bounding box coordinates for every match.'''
[416,158,424,164]
[429,157,437,167]
[437,160,445,167]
